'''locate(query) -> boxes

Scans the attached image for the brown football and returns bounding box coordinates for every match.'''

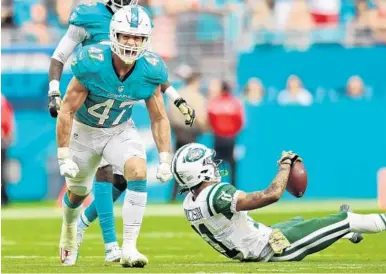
[287,161,308,198]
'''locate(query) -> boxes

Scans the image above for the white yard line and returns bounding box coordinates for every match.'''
[1,200,379,220]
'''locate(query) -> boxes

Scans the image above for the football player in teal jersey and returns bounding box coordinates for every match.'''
[171,144,386,263]
[48,1,195,263]
[56,6,172,267]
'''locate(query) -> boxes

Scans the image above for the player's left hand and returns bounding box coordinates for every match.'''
[156,152,173,183]
[174,98,196,127]
[277,151,302,166]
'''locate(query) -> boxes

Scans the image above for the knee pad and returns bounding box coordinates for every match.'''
[67,185,91,196]
[95,165,113,183]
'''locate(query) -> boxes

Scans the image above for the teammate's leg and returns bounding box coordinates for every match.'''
[270,211,386,262]
[76,165,127,262]
[120,157,148,267]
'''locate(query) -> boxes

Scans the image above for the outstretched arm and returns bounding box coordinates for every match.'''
[235,151,300,211]
[161,81,196,127]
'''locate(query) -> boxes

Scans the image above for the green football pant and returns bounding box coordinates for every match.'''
[271,212,349,262]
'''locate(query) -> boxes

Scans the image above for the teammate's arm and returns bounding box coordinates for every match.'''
[48,25,88,118]
[235,151,300,211]
[161,81,196,127]
[145,86,173,183]
[56,77,88,148]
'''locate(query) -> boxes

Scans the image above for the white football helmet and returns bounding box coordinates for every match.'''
[171,143,222,191]
[110,5,152,64]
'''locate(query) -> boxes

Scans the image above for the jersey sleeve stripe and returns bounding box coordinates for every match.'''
[206,183,225,216]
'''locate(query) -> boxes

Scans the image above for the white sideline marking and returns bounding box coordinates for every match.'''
[1,200,379,220]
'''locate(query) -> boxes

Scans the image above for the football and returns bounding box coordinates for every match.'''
[287,161,308,198]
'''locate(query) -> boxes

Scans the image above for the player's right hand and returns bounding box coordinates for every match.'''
[58,158,79,179]
[48,90,62,118]
[277,151,302,166]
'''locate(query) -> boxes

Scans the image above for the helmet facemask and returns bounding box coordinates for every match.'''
[110,0,138,9]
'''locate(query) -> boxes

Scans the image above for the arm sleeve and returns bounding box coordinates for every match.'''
[52,25,89,64]
[208,183,240,219]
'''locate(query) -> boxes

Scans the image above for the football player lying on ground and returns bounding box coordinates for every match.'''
[171,143,386,262]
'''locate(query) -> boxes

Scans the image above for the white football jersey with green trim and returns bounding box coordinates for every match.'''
[183,182,273,261]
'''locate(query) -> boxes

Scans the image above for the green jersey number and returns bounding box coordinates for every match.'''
[88,99,134,125]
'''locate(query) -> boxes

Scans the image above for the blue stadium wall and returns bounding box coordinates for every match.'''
[2,44,386,202]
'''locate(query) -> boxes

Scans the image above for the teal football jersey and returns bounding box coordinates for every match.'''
[71,44,168,128]
[69,2,112,46]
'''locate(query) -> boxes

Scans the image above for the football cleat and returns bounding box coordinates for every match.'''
[105,245,122,262]
[120,248,148,268]
[60,248,78,266]
[340,204,364,244]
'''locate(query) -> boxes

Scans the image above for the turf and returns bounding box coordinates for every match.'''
[2,204,386,273]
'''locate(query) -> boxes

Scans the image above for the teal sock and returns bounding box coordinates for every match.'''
[112,185,124,202]
[94,182,117,245]
[127,180,147,192]
[82,184,124,224]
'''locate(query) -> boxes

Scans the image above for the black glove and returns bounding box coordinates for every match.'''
[48,90,61,118]
[174,98,196,127]
[277,151,302,166]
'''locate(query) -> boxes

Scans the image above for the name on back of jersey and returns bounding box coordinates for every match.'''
[185,208,204,222]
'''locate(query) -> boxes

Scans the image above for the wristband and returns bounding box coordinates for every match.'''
[58,147,69,159]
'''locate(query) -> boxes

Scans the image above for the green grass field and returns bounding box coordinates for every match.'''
[2,201,386,273]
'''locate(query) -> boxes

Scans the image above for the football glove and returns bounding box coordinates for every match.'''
[57,148,79,178]
[174,98,196,127]
[48,90,62,118]
[156,152,173,183]
[277,151,302,166]
[58,158,79,179]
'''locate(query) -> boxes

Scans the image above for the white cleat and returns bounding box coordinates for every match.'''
[60,248,78,266]
[76,214,89,250]
[120,248,148,268]
[105,245,122,263]
[59,223,78,266]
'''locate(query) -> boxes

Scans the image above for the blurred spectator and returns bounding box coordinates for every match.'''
[151,0,186,60]
[346,0,374,45]
[1,95,15,206]
[207,78,222,99]
[371,0,386,43]
[243,77,265,106]
[1,0,14,27]
[55,0,73,27]
[207,81,244,187]
[167,69,207,201]
[309,0,341,27]
[283,0,314,49]
[246,0,274,31]
[345,75,372,100]
[21,2,50,44]
[277,75,313,106]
